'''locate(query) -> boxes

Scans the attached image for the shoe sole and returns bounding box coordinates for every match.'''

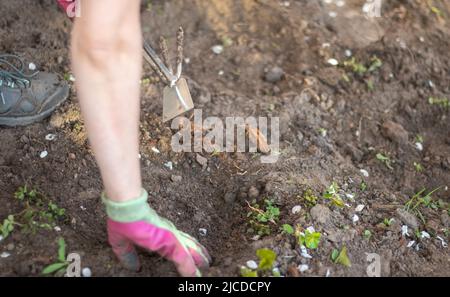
[0,83,70,127]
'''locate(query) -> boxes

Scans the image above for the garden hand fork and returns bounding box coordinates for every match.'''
[143,27,194,122]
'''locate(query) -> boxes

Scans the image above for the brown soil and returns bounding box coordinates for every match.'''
[0,0,449,277]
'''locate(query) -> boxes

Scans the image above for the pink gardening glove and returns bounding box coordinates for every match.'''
[102,190,211,277]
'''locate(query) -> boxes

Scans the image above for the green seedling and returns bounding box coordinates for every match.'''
[42,238,69,276]
[297,228,321,249]
[363,229,372,240]
[247,199,280,236]
[360,181,367,192]
[323,182,344,208]
[318,128,327,137]
[281,224,294,235]
[303,189,318,206]
[0,215,18,239]
[240,248,278,277]
[414,162,424,172]
[383,218,395,227]
[376,153,393,170]
[415,134,424,144]
[1,186,67,238]
[368,56,383,72]
[221,36,233,47]
[428,97,449,108]
[405,187,442,223]
[343,58,367,75]
[366,79,375,91]
[331,246,351,267]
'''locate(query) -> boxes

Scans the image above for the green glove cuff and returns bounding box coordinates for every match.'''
[101,189,152,222]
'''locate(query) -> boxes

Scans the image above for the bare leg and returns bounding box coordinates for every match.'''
[71,0,142,202]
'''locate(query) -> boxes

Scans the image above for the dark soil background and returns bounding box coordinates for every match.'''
[0,0,449,277]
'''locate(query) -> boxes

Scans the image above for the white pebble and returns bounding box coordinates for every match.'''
[407,240,415,248]
[0,252,11,258]
[420,231,430,239]
[151,147,160,154]
[324,0,333,4]
[415,142,423,151]
[352,214,359,224]
[29,63,37,71]
[246,260,258,270]
[355,204,365,212]
[401,225,409,237]
[327,58,339,66]
[306,226,315,233]
[300,246,312,259]
[199,228,207,237]
[45,134,56,141]
[345,49,352,57]
[298,264,309,273]
[39,151,48,159]
[164,161,173,170]
[345,193,355,200]
[80,205,86,211]
[328,11,338,18]
[69,74,76,82]
[82,267,92,277]
[292,205,302,214]
[54,226,62,232]
[436,236,448,248]
[218,70,225,76]
[336,0,345,7]
[211,45,224,55]
[360,169,369,177]
[184,58,191,64]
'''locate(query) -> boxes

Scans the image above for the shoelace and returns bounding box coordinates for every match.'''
[0,54,38,104]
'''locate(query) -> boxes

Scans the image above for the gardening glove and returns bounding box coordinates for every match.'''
[101,189,211,277]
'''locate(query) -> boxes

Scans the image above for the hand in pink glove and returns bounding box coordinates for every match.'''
[102,190,211,277]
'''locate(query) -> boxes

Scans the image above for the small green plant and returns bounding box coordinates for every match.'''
[428,97,449,108]
[343,58,367,75]
[247,199,280,236]
[363,229,372,240]
[331,246,351,267]
[366,79,375,91]
[221,36,233,47]
[0,215,17,239]
[323,182,344,208]
[405,187,442,223]
[302,189,318,206]
[414,162,424,172]
[297,228,321,249]
[0,186,67,239]
[360,181,367,192]
[415,134,424,144]
[281,224,294,235]
[240,248,278,277]
[376,153,393,170]
[383,218,395,227]
[367,56,383,72]
[318,128,327,137]
[42,238,69,276]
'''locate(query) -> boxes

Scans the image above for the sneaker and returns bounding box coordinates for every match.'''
[0,54,69,127]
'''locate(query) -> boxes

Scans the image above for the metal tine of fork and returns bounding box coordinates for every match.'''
[175,27,184,79]
[142,48,170,84]
[159,36,173,74]
[143,40,177,83]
